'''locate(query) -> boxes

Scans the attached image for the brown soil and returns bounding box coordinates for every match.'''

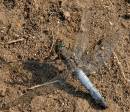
[0,0,130,112]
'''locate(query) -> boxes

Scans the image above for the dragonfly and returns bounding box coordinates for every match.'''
[54,11,118,108]
[56,39,109,109]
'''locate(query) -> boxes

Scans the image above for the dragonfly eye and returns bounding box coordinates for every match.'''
[55,41,65,53]
[58,43,65,49]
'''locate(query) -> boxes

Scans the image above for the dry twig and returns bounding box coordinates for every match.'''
[28,80,60,90]
[7,38,24,44]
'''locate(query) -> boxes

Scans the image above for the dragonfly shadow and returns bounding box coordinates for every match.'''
[22,59,106,110]
[23,58,58,85]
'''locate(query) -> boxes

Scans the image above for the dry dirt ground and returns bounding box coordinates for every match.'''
[0,0,130,112]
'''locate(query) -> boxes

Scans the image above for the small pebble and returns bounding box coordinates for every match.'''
[109,21,113,26]
[101,46,105,50]
[64,11,70,18]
